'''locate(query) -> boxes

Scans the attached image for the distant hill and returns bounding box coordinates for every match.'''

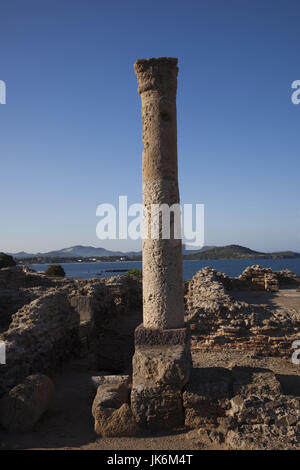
[9,245,130,259]
[9,244,215,260]
[183,244,300,260]
[8,244,300,262]
[182,245,216,254]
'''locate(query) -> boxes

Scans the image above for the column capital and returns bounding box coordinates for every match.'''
[134,57,178,96]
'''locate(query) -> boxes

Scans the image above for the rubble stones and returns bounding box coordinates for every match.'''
[0,374,54,432]
[0,270,142,397]
[183,365,300,449]
[225,394,300,449]
[92,378,138,437]
[0,290,80,397]
[183,367,233,428]
[93,403,139,437]
[92,382,130,415]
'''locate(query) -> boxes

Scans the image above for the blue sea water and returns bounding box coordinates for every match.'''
[29,258,300,281]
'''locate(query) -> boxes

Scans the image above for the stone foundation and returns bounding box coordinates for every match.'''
[131,324,191,430]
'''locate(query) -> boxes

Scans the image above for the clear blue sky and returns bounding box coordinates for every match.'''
[1,0,300,253]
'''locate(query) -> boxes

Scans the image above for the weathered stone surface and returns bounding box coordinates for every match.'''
[91,275,142,372]
[238,265,300,291]
[132,57,189,430]
[131,337,190,430]
[231,367,282,396]
[0,290,80,396]
[92,376,138,437]
[134,57,184,329]
[185,266,300,357]
[0,374,54,432]
[0,271,142,396]
[92,382,130,416]
[182,364,300,449]
[90,375,131,389]
[94,403,139,437]
[132,346,190,389]
[238,265,279,291]
[225,394,300,449]
[131,384,184,430]
[0,266,55,290]
[135,324,189,347]
[183,367,233,428]
[226,424,300,450]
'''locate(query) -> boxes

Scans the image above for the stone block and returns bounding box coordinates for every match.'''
[131,384,184,430]
[90,374,131,390]
[132,345,190,389]
[94,403,140,437]
[92,382,129,416]
[134,323,190,347]
[131,324,191,430]
[0,374,54,432]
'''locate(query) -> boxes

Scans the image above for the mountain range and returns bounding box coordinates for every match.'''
[9,244,214,259]
[183,244,300,260]
[7,244,300,260]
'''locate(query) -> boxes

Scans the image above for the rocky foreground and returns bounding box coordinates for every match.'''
[0,265,300,450]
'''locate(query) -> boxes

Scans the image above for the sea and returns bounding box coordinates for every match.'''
[29,258,300,281]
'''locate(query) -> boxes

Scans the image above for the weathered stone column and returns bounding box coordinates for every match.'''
[131,58,190,431]
[135,57,184,329]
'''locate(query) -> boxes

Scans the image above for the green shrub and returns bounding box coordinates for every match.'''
[125,268,142,278]
[45,264,65,277]
[0,252,16,268]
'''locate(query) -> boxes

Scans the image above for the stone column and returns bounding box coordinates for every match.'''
[131,58,190,431]
[135,57,184,329]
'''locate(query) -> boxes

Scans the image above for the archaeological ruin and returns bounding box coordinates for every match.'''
[0,58,300,450]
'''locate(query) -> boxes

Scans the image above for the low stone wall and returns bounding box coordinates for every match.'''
[0,267,143,398]
[0,289,30,333]
[0,289,80,396]
[238,265,279,291]
[185,267,300,357]
[232,265,300,292]
[91,275,142,372]
[0,266,56,289]
[1,263,299,400]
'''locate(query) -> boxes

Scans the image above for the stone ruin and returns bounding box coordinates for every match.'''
[0,58,300,449]
[186,266,300,357]
[0,266,143,399]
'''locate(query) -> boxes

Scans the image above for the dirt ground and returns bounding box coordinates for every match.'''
[1,289,300,451]
[1,351,299,451]
[231,288,300,311]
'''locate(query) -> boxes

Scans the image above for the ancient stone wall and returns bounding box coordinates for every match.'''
[185,267,300,357]
[233,265,300,291]
[92,275,142,372]
[0,271,143,395]
[0,289,80,396]
[0,266,56,289]
[238,265,279,291]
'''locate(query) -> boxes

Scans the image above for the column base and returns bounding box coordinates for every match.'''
[131,324,191,430]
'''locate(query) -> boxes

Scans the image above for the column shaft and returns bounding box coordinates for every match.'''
[134,57,184,329]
